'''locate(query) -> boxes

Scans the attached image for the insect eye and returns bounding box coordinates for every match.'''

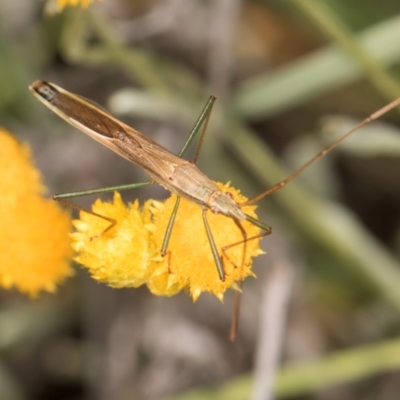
[37,83,58,102]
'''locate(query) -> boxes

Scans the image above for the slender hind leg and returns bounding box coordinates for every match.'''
[222,217,273,341]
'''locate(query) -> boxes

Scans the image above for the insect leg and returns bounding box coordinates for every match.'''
[221,218,273,341]
[203,209,226,281]
[54,180,153,200]
[160,96,216,258]
[222,215,272,272]
[54,180,153,239]
[161,196,181,256]
[221,229,272,267]
[221,214,272,270]
[192,96,215,164]
[55,197,117,240]
[178,96,216,160]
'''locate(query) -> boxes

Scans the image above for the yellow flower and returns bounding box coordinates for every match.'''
[0,129,74,296]
[56,0,97,9]
[1,132,43,207]
[72,182,264,301]
[148,183,263,300]
[71,193,156,288]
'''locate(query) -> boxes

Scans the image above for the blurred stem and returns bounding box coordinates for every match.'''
[87,12,171,92]
[60,10,169,91]
[0,300,76,400]
[207,0,241,98]
[165,337,400,400]
[252,256,294,400]
[0,298,76,354]
[0,25,30,118]
[0,360,29,400]
[60,10,203,97]
[292,0,400,101]
[234,14,400,119]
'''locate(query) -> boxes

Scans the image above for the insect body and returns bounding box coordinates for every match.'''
[30,81,245,219]
[29,81,264,285]
[30,80,400,338]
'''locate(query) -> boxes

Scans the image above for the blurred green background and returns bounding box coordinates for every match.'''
[1,0,400,399]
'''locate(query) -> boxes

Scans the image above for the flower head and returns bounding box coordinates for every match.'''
[148,183,263,300]
[0,129,73,296]
[72,182,264,301]
[71,193,156,288]
[56,0,97,9]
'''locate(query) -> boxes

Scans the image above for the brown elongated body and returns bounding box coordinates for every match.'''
[30,80,400,340]
[29,81,246,221]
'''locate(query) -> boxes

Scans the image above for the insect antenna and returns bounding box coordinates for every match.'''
[240,97,400,207]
